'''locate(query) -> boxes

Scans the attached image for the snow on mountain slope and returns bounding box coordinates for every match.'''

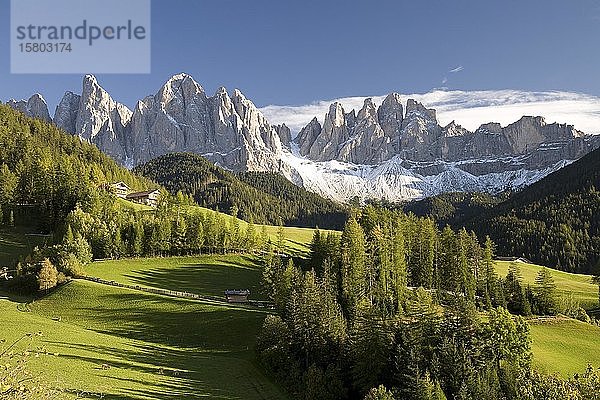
[281,147,573,203]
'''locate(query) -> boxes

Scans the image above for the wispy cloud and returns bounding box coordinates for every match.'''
[449,65,464,73]
[260,90,600,136]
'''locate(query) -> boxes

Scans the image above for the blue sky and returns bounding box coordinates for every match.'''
[1,0,600,111]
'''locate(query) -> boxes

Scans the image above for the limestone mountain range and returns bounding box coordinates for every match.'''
[5,74,600,201]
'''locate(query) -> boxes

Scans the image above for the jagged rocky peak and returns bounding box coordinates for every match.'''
[309,102,350,161]
[357,97,378,120]
[296,117,322,156]
[327,102,346,127]
[405,98,437,121]
[443,121,469,137]
[475,122,503,134]
[501,116,585,154]
[230,88,283,159]
[7,93,51,122]
[77,74,132,140]
[127,74,283,171]
[378,93,404,123]
[157,73,207,108]
[378,93,404,151]
[275,123,292,147]
[54,91,81,134]
[294,92,600,170]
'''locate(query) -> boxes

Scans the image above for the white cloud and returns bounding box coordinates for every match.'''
[449,66,464,73]
[260,89,600,137]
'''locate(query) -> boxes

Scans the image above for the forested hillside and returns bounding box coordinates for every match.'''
[134,153,347,229]
[0,104,156,231]
[466,147,600,274]
[258,205,598,399]
[402,192,503,228]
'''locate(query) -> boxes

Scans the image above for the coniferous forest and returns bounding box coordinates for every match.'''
[134,152,347,229]
[465,147,600,274]
[257,206,600,399]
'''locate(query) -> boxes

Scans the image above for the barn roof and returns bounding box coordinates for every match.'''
[126,189,160,199]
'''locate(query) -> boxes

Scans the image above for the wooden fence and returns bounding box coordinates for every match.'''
[76,275,273,309]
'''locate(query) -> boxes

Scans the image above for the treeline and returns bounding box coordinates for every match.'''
[9,191,276,293]
[133,152,347,229]
[0,104,156,231]
[257,206,597,399]
[401,192,503,228]
[464,146,600,274]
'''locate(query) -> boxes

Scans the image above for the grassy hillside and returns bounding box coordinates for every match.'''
[86,255,266,300]
[1,258,288,399]
[529,318,600,377]
[495,260,598,309]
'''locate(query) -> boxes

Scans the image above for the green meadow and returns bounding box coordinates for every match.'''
[2,227,600,397]
[495,260,598,310]
[1,262,288,399]
[529,318,600,377]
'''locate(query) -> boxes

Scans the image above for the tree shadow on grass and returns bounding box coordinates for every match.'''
[37,287,270,350]
[30,281,287,399]
[121,255,267,300]
[43,340,285,399]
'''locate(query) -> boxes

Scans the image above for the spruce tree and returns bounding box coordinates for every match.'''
[534,267,558,315]
[340,217,367,317]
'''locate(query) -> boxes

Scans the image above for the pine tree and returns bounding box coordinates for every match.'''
[391,220,407,314]
[277,220,285,253]
[230,205,241,249]
[245,217,257,251]
[534,267,558,315]
[481,236,500,309]
[132,221,144,256]
[340,217,367,317]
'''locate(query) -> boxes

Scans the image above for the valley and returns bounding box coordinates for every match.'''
[1,49,600,397]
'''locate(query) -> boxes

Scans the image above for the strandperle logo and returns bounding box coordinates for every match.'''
[15,20,147,46]
[11,0,151,74]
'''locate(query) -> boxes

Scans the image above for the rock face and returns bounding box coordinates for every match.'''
[6,77,600,203]
[53,75,132,163]
[7,94,51,122]
[51,74,283,170]
[274,124,291,147]
[294,95,599,175]
[297,95,402,164]
[53,91,81,134]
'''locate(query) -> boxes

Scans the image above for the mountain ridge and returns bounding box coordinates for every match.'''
[6,74,600,202]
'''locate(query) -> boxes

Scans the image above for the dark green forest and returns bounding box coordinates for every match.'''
[0,104,156,231]
[464,148,600,274]
[402,192,503,228]
[134,152,347,229]
[258,206,599,399]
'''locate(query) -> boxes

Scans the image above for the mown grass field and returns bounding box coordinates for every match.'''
[529,318,600,377]
[494,261,600,376]
[1,257,288,399]
[87,255,267,300]
[495,260,598,310]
